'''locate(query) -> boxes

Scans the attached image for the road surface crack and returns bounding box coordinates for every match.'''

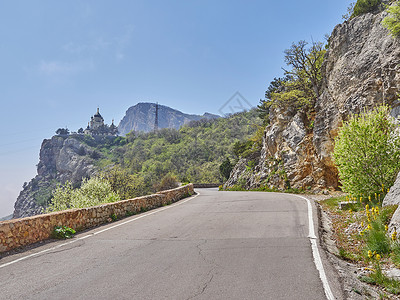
[195,239,208,264]
[186,240,216,299]
[186,270,215,300]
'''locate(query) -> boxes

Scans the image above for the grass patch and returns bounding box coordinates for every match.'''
[339,247,361,261]
[320,196,345,210]
[322,194,400,296]
[367,265,400,295]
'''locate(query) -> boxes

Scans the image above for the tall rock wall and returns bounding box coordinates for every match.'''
[226,7,400,192]
[118,102,220,135]
[13,136,99,218]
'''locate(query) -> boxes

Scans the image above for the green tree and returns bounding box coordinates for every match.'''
[257,77,289,125]
[154,173,179,191]
[382,1,400,38]
[56,128,70,135]
[219,157,233,181]
[333,105,400,197]
[342,2,356,20]
[267,40,326,111]
[233,140,253,158]
[283,40,325,99]
[100,165,147,199]
[265,77,289,100]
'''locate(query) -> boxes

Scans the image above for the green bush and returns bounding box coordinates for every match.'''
[352,0,381,17]
[73,177,120,208]
[382,1,400,37]
[99,166,146,200]
[333,105,400,197]
[47,177,120,212]
[52,226,76,239]
[233,140,253,158]
[219,157,233,180]
[154,173,179,192]
[364,218,391,255]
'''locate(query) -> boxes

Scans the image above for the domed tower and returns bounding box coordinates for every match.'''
[90,108,104,130]
[109,119,118,136]
[84,122,91,135]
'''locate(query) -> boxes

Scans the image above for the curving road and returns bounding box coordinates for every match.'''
[0,189,342,299]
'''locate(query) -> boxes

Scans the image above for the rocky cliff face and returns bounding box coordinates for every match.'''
[13,136,99,218]
[118,102,220,135]
[226,7,400,192]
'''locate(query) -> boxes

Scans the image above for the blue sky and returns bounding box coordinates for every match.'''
[0,0,351,217]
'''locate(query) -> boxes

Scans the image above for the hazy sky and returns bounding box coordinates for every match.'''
[0,0,350,217]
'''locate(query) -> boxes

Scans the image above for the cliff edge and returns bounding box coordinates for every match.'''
[225,8,400,192]
[13,135,101,218]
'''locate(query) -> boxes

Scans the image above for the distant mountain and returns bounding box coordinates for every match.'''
[0,214,12,221]
[118,103,220,135]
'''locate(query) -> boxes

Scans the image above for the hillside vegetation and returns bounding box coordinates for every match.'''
[70,109,260,198]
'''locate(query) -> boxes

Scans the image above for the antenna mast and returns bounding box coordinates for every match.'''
[154,102,159,132]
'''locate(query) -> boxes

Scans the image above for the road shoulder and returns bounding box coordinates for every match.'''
[312,194,386,299]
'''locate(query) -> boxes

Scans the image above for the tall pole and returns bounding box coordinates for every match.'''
[154,102,159,132]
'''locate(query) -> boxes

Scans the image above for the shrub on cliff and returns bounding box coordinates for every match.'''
[382,1,400,38]
[352,0,381,17]
[333,105,400,198]
[258,40,325,113]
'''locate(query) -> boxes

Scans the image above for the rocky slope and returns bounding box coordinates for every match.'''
[225,5,400,192]
[13,136,100,218]
[384,172,400,231]
[118,102,219,135]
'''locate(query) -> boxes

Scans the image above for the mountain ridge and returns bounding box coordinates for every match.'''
[118,102,220,135]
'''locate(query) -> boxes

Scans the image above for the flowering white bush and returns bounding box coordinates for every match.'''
[47,177,120,212]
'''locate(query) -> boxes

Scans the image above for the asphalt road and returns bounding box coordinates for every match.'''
[0,189,341,299]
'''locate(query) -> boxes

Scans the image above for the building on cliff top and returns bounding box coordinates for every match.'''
[84,108,118,136]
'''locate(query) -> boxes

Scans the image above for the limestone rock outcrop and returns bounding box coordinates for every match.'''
[225,6,400,192]
[118,102,220,135]
[13,136,99,218]
[383,172,400,207]
[383,172,400,231]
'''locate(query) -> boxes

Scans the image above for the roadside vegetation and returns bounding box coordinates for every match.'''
[46,177,120,212]
[333,105,400,198]
[320,195,400,296]
[321,105,400,296]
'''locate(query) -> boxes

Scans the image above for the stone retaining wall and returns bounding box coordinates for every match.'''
[0,184,194,253]
[193,183,221,188]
